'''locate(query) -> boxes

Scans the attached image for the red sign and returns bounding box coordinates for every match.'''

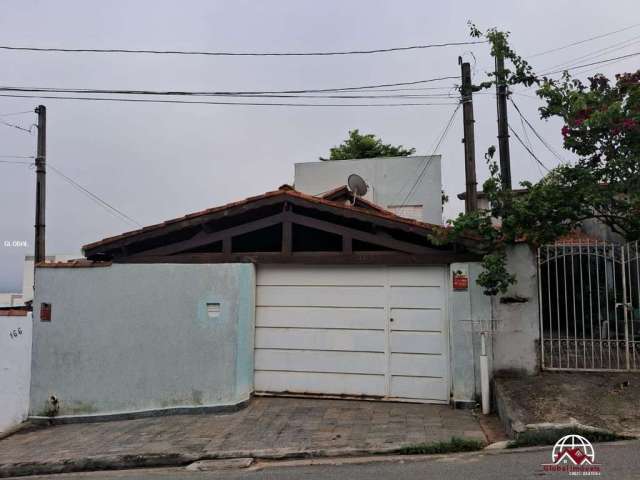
[452,272,469,291]
[40,303,51,322]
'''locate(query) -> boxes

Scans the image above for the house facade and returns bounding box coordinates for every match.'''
[29,158,538,420]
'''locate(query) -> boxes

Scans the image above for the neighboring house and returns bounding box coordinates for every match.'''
[457,189,625,243]
[0,293,23,308]
[0,308,32,434]
[295,155,443,224]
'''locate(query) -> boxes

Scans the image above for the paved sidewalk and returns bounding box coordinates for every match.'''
[0,397,486,477]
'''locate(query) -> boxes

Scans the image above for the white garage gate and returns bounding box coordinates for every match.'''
[254,265,450,403]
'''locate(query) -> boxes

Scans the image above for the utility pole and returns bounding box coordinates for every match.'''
[495,52,512,190]
[460,58,477,213]
[34,105,46,265]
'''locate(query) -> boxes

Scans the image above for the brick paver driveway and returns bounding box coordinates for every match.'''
[0,397,486,467]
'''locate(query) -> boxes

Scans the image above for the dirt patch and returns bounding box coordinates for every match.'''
[496,372,640,437]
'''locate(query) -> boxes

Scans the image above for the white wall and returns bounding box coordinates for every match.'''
[0,313,32,434]
[32,263,255,417]
[294,156,443,225]
[22,254,78,303]
[491,245,540,375]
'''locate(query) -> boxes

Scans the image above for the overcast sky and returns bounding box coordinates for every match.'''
[1,0,639,291]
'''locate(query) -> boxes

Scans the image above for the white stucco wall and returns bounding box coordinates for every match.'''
[491,244,540,375]
[31,263,255,417]
[294,156,443,224]
[0,313,32,434]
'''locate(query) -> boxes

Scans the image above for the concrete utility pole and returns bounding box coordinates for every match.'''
[495,53,512,190]
[34,105,46,264]
[460,59,477,213]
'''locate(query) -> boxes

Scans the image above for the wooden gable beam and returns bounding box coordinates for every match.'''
[125,213,285,258]
[286,212,440,255]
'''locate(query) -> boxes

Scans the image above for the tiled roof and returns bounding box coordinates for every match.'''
[37,259,112,268]
[83,185,455,253]
[0,306,29,316]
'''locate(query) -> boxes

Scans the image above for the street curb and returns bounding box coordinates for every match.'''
[0,442,475,478]
[493,378,527,438]
[2,439,638,478]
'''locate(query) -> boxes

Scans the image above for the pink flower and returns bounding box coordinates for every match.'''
[561,125,570,137]
[573,118,585,127]
[622,118,637,129]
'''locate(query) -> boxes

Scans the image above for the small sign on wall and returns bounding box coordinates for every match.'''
[40,303,51,322]
[452,267,469,291]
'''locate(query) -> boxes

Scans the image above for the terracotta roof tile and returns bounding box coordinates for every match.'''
[82,187,458,254]
[37,259,112,268]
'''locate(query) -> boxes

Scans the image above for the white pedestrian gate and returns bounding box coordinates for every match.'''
[254,265,449,402]
[538,241,640,371]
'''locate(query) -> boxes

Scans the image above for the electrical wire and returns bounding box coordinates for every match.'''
[508,124,549,172]
[0,159,33,164]
[0,75,459,96]
[0,93,458,108]
[540,34,640,73]
[509,98,565,163]
[0,88,459,100]
[0,119,35,133]
[0,109,33,117]
[0,40,487,57]
[48,164,142,228]
[528,22,640,58]
[541,51,640,76]
[394,103,461,207]
[0,154,34,159]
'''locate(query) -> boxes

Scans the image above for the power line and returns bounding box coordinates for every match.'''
[0,40,486,57]
[541,51,640,76]
[0,159,32,164]
[0,154,34,159]
[0,75,459,96]
[0,87,459,100]
[48,163,142,228]
[528,22,640,58]
[540,34,640,73]
[0,109,33,117]
[509,98,565,163]
[508,124,549,172]
[0,118,35,133]
[0,93,458,108]
[395,103,461,207]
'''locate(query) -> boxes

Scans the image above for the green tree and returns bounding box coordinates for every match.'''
[326,129,416,160]
[443,24,640,295]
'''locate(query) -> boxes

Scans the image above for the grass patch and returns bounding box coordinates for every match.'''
[395,436,485,455]
[507,427,628,449]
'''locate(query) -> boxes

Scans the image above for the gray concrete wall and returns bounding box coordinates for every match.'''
[448,263,492,404]
[31,263,255,417]
[294,156,442,224]
[491,244,540,375]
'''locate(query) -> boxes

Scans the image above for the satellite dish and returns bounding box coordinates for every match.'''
[347,174,368,197]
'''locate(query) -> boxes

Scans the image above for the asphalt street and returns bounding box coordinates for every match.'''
[11,440,640,480]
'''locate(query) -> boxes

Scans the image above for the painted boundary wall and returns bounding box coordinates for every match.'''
[449,244,540,404]
[31,263,255,418]
[0,312,32,434]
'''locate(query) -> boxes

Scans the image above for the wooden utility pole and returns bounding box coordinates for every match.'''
[34,105,46,264]
[495,53,512,190]
[460,59,477,213]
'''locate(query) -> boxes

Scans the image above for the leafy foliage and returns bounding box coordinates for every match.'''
[326,129,416,160]
[447,24,640,295]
